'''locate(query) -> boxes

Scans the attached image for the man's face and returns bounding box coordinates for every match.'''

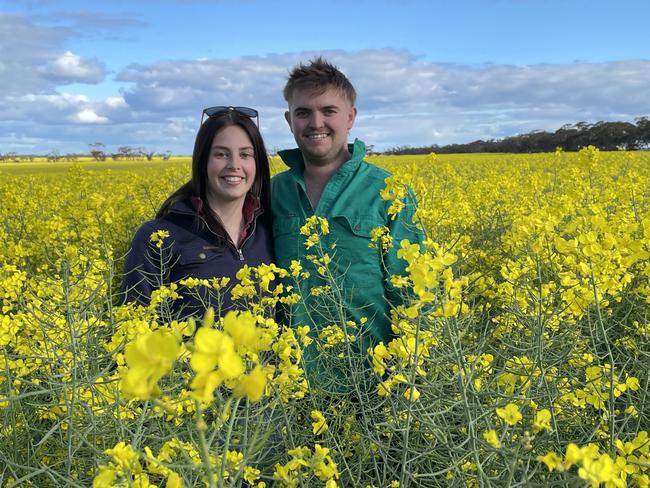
[285,87,357,167]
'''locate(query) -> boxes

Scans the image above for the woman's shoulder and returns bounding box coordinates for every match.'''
[128,218,173,248]
[131,200,196,240]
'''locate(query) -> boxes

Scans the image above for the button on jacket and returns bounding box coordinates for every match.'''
[272,139,424,386]
[122,198,273,319]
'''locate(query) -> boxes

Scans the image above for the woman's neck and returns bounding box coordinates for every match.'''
[207,196,245,246]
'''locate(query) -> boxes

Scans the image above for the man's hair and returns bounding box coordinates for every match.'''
[283,56,357,106]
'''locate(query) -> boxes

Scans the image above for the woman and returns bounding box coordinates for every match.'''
[122,106,273,318]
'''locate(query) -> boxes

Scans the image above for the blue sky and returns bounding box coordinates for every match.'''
[1,0,649,155]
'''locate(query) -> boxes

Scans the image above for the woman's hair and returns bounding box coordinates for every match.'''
[157,110,271,241]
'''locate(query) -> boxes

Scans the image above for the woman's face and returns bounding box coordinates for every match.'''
[206,124,257,208]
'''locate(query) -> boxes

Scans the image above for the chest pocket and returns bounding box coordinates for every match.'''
[329,214,384,284]
[173,243,222,280]
[273,216,302,268]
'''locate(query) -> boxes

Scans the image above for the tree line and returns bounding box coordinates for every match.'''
[87,143,171,161]
[0,144,171,163]
[386,117,650,155]
[4,118,650,162]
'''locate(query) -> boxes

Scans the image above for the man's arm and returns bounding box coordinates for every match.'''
[383,187,425,311]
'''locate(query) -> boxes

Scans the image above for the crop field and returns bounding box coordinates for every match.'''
[1,148,649,487]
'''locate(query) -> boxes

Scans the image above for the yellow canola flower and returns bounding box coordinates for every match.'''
[311,410,329,435]
[483,429,501,449]
[532,408,553,433]
[625,376,640,391]
[190,327,243,378]
[311,444,339,481]
[296,325,313,346]
[120,329,180,400]
[370,342,391,376]
[496,403,523,426]
[92,469,117,488]
[223,310,260,351]
[564,443,584,467]
[233,365,267,402]
[403,386,421,401]
[244,466,262,485]
[149,229,170,248]
[538,451,562,471]
[104,441,141,472]
[578,452,615,486]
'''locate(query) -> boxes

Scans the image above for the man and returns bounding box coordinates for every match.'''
[272,57,423,391]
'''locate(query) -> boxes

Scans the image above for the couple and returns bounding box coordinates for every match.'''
[123,58,422,381]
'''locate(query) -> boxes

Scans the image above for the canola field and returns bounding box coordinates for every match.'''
[1,148,649,487]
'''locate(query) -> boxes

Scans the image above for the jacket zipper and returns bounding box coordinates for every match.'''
[170,204,261,262]
[233,215,259,261]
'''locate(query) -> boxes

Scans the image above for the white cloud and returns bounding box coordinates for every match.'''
[105,96,128,109]
[0,14,106,95]
[74,109,109,124]
[45,51,106,84]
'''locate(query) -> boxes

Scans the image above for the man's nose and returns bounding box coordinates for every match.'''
[308,112,324,128]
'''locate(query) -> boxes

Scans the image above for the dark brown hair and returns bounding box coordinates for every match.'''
[283,56,356,105]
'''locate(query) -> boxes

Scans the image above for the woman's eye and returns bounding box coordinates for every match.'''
[241,152,255,159]
[213,151,228,159]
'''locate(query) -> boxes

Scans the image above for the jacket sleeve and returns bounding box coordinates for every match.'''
[121,222,172,306]
[383,187,425,312]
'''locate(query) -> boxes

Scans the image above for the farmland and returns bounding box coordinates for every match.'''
[1,149,649,487]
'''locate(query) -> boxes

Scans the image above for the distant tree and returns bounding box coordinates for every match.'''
[88,142,107,161]
[46,149,62,162]
[635,117,650,149]
[2,152,20,162]
[160,150,172,160]
[117,146,135,160]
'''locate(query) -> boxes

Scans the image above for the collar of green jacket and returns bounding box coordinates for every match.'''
[278,138,367,179]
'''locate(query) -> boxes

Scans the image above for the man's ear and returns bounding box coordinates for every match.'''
[284,111,293,132]
[347,106,358,130]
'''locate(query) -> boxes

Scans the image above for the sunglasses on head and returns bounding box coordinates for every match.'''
[200,106,259,127]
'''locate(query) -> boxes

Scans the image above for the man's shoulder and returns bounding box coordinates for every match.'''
[355,159,392,185]
[271,169,295,188]
[271,169,293,180]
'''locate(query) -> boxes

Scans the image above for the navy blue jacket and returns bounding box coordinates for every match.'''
[122,199,274,319]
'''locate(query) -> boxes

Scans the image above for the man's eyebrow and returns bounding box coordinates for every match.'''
[293,104,339,112]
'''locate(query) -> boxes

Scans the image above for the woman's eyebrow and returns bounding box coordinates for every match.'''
[210,145,254,150]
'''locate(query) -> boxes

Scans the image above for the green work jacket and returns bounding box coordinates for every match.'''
[272,139,424,390]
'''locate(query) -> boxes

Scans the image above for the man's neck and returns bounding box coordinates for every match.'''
[303,150,351,209]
